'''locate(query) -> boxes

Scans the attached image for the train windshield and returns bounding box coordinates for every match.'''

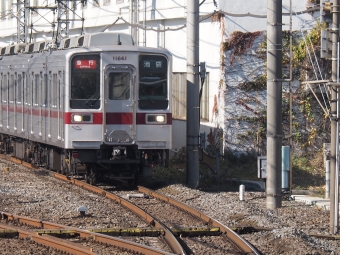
[70,54,100,109]
[138,55,168,110]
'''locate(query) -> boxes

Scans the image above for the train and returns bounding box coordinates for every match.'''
[0,32,172,185]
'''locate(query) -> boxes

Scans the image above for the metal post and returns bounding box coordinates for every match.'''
[186,0,200,188]
[326,159,330,199]
[143,0,146,46]
[129,0,133,36]
[130,0,138,45]
[330,0,339,234]
[289,0,293,196]
[266,0,283,209]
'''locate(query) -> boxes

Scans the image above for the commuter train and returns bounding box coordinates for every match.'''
[0,32,172,185]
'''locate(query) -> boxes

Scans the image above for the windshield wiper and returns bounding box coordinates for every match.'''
[140,89,154,104]
[85,93,100,107]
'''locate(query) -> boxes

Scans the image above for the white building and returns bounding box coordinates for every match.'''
[0,0,317,155]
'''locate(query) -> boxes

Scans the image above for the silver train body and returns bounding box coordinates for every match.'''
[0,32,172,184]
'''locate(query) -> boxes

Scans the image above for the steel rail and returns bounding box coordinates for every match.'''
[2,156,184,255]
[3,155,258,254]
[0,212,175,255]
[137,186,261,255]
[54,173,186,255]
[0,222,95,255]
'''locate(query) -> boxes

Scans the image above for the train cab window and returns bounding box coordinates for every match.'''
[108,72,130,100]
[138,54,168,110]
[70,54,100,109]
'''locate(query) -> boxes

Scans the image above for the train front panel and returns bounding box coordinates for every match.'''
[63,48,172,172]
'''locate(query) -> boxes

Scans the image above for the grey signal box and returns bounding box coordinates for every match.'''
[257,156,267,179]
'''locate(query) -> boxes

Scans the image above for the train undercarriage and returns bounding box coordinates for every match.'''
[0,134,169,187]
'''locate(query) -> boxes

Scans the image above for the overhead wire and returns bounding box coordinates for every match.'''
[292,8,331,119]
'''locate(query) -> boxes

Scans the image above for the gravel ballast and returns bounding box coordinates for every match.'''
[1,162,340,254]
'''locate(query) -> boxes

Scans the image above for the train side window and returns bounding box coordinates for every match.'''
[52,73,57,108]
[25,74,30,105]
[2,74,7,103]
[17,74,22,104]
[42,74,47,107]
[9,74,14,103]
[33,74,39,107]
[58,71,65,109]
[108,72,130,100]
[0,73,2,103]
[26,74,29,106]
[48,72,52,107]
[29,74,33,106]
[58,73,62,110]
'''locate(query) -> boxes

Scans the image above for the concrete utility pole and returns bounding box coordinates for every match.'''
[330,0,340,234]
[266,0,283,209]
[186,0,200,188]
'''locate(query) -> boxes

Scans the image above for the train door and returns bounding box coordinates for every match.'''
[104,65,136,145]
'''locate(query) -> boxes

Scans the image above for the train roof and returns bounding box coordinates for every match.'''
[0,32,171,57]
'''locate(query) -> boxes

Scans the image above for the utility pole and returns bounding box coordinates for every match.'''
[330,0,339,234]
[16,0,29,43]
[186,0,200,188]
[129,0,138,45]
[266,0,283,209]
[56,0,86,44]
[289,0,293,196]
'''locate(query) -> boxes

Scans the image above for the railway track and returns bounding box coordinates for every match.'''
[0,155,260,254]
[0,213,173,255]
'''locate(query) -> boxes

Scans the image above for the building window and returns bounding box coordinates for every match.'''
[172,72,209,121]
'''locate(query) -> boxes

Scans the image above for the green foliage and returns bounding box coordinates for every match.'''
[149,149,325,194]
[292,151,325,191]
[221,150,258,180]
[299,95,314,122]
[237,76,266,92]
[151,164,186,185]
[292,22,323,67]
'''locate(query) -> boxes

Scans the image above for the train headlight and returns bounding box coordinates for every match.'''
[146,114,166,124]
[73,114,83,122]
[156,115,165,122]
[71,114,93,123]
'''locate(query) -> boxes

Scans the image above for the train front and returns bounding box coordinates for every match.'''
[66,48,172,184]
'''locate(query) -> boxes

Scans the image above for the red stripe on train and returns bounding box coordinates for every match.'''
[64,112,103,124]
[106,113,172,125]
[106,112,132,124]
[1,105,172,125]
[136,113,172,124]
